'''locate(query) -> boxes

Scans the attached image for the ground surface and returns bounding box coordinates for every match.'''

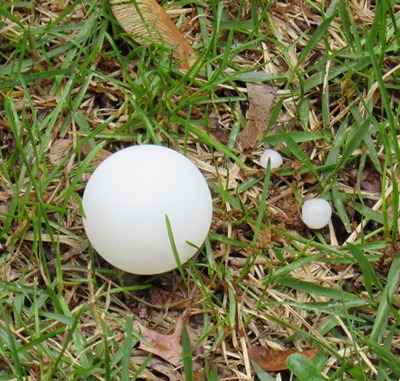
[0,0,400,380]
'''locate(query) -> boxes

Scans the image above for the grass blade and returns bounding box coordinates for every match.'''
[121,315,134,381]
[370,252,400,344]
[276,276,360,301]
[251,360,276,381]
[365,27,400,159]
[182,322,194,381]
[287,353,328,381]
[279,129,320,181]
[347,244,383,299]
[295,15,335,69]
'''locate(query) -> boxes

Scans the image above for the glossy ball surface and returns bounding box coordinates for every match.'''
[260,149,283,169]
[82,145,213,275]
[301,198,332,229]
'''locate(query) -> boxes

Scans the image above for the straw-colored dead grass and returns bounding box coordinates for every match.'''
[1,0,399,380]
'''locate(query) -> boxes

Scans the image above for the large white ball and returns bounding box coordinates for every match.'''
[82,145,213,275]
[301,198,332,229]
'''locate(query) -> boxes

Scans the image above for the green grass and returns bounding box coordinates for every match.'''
[0,0,399,380]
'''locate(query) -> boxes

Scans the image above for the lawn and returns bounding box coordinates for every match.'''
[0,0,399,380]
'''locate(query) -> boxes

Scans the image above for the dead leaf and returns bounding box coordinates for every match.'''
[353,167,382,193]
[110,0,197,70]
[89,83,122,96]
[249,345,320,372]
[180,363,204,381]
[147,285,192,309]
[0,118,12,131]
[48,138,73,165]
[81,142,111,167]
[303,172,319,185]
[0,202,9,223]
[146,277,202,309]
[134,317,203,367]
[131,355,180,381]
[237,84,277,150]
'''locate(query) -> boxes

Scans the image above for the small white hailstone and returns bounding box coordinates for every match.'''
[260,149,283,169]
[301,198,332,229]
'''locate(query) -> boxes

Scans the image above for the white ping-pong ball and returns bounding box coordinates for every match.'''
[301,198,332,229]
[260,149,283,169]
[82,145,213,275]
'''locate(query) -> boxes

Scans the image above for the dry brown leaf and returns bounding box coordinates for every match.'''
[134,317,203,367]
[145,277,202,309]
[110,0,197,71]
[89,84,123,97]
[48,138,73,164]
[0,118,12,131]
[147,285,191,309]
[131,355,180,381]
[350,167,382,193]
[179,360,204,381]
[237,84,277,150]
[81,142,111,167]
[249,345,320,372]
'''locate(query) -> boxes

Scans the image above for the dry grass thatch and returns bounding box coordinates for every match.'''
[0,0,399,380]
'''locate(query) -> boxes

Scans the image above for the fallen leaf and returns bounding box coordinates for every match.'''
[349,167,382,193]
[303,172,319,185]
[134,316,203,367]
[48,138,73,165]
[146,277,202,309]
[379,243,398,274]
[0,202,9,223]
[110,0,197,70]
[0,118,12,131]
[212,129,230,145]
[89,83,122,96]
[147,285,191,309]
[180,361,203,381]
[237,84,277,150]
[131,355,180,381]
[249,345,320,372]
[81,142,111,168]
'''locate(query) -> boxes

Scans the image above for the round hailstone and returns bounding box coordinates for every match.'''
[301,198,332,229]
[82,145,213,275]
[260,149,283,169]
